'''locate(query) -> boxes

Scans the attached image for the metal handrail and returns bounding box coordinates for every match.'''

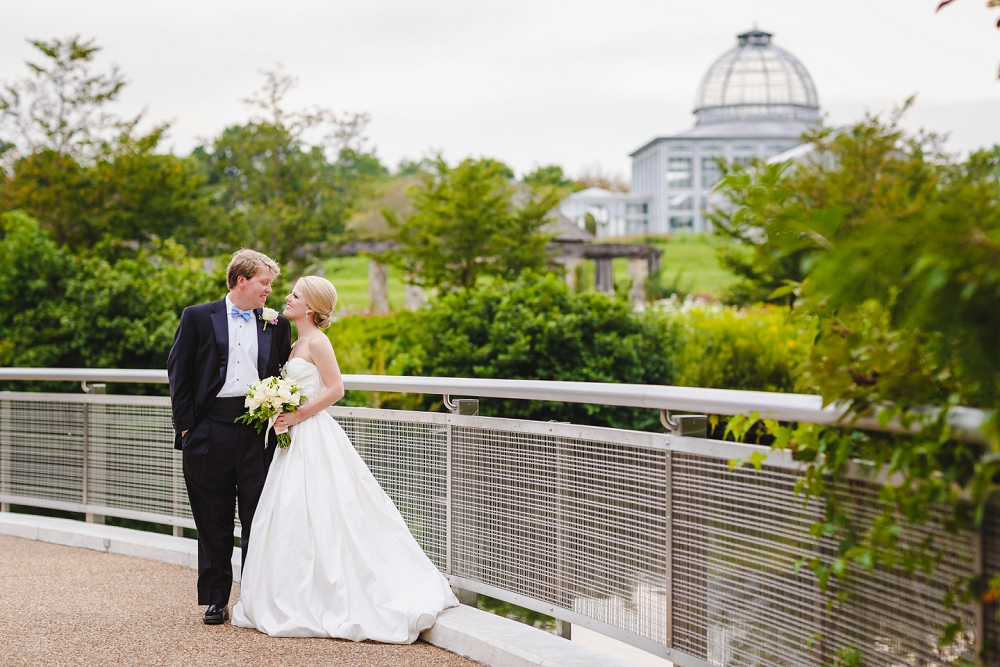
[0,367,989,442]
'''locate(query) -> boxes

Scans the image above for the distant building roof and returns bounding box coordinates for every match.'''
[572,187,621,199]
[630,120,814,156]
[548,212,594,243]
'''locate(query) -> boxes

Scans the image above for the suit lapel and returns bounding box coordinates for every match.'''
[210,299,229,382]
[256,308,272,379]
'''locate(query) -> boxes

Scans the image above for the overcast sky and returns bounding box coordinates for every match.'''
[1,0,998,178]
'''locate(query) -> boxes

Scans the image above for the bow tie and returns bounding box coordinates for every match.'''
[230,306,254,321]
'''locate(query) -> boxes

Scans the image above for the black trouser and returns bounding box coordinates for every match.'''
[182,396,274,607]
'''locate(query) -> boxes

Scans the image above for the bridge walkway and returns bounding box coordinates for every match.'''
[0,535,476,667]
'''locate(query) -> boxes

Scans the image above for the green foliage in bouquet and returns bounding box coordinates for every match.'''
[236,376,303,449]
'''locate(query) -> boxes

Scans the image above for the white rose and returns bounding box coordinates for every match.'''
[261,307,279,329]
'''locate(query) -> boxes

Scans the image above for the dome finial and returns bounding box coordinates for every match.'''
[737,26,772,47]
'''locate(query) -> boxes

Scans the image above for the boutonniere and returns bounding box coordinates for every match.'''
[260,307,279,330]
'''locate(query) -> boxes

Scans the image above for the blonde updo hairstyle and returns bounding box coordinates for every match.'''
[296,276,338,329]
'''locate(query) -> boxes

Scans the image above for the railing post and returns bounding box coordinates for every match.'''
[556,436,571,640]
[665,446,673,651]
[0,397,10,512]
[446,400,480,607]
[173,448,183,537]
[83,391,105,525]
[446,414,453,578]
[973,526,985,657]
[82,401,89,510]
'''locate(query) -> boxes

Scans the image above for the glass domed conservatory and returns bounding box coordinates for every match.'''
[694,29,819,126]
[561,28,821,237]
[630,28,820,235]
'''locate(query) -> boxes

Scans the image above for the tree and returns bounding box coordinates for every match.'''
[710,103,945,306]
[0,36,139,168]
[2,127,219,251]
[396,158,431,176]
[0,211,221,386]
[382,157,561,290]
[716,112,1000,661]
[0,37,221,253]
[523,164,579,190]
[575,162,629,192]
[195,68,379,268]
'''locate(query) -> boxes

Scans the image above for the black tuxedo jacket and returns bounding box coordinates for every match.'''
[166,298,292,450]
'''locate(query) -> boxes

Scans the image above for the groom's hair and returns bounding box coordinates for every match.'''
[227,249,281,289]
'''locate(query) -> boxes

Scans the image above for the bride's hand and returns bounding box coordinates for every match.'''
[274,412,300,431]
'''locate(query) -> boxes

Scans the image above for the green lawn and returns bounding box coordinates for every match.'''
[614,234,738,299]
[322,233,738,313]
[323,256,409,314]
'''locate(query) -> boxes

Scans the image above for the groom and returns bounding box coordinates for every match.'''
[167,249,292,625]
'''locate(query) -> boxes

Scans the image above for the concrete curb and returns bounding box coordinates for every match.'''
[0,512,238,581]
[425,604,634,667]
[0,512,630,667]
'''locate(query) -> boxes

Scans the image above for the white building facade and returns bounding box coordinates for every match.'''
[557,187,651,239]
[561,28,821,237]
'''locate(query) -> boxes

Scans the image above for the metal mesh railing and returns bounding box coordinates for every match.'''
[0,392,993,666]
[1,397,85,504]
[671,454,979,666]
[449,422,668,646]
[335,410,449,570]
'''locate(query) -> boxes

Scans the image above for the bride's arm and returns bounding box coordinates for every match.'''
[274,337,345,429]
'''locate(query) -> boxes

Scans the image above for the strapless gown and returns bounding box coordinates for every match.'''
[232,358,458,642]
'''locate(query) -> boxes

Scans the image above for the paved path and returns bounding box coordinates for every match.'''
[0,535,477,667]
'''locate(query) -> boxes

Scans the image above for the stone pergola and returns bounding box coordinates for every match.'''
[329,219,662,314]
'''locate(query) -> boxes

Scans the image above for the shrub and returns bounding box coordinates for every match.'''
[660,296,815,393]
[396,272,676,430]
[0,211,222,392]
[325,312,423,410]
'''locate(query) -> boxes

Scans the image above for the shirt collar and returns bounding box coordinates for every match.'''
[224,294,252,315]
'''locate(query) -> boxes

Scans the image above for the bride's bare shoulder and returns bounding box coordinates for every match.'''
[309,334,334,359]
[294,334,333,364]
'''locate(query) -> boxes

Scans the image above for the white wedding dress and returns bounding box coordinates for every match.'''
[232,358,458,642]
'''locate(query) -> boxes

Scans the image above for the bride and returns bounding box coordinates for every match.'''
[232,275,458,642]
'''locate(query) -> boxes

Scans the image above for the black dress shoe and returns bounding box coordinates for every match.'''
[203,604,230,625]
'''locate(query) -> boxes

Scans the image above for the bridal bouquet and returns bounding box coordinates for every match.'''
[236,376,304,449]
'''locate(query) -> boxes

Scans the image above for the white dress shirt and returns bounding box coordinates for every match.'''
[218,295,260,397]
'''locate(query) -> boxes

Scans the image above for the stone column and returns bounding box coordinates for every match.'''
[404,282,426,311]
[563,258,583,292]
[594,258,614,294]
[628,258,649,306]
[368,260,390,315]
